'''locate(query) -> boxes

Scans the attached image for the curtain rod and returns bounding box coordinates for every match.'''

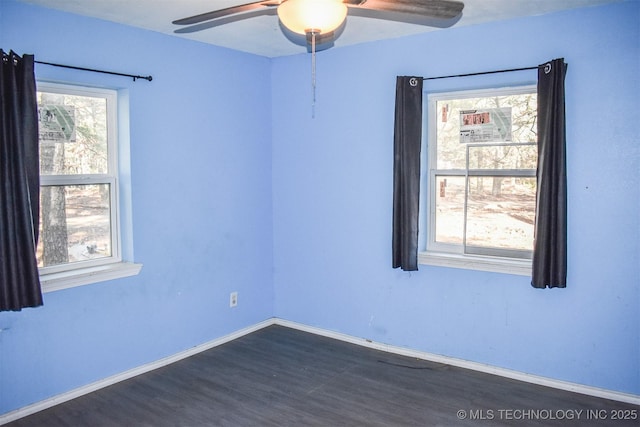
[423,65,538,81]
[35,60,153,82]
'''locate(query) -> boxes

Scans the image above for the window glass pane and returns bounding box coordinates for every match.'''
[430,88,538,261]
[465,177,536,251]
[435,93,537,170]
[37,184,112,268]
[434,176,466,245]
[468,144,537,170]
[37,92,108,175]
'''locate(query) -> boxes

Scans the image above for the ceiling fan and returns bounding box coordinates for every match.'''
[173,0,465,52]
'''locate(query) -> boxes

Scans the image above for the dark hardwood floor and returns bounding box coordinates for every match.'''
[6,325,638,426]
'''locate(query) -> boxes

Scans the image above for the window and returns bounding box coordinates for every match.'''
[421,86,537,275]
[36,82,140,291]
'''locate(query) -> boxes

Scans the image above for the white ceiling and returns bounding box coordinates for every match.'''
[18,0,621,57]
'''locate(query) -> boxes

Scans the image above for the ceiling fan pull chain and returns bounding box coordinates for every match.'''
[311,30,317,118]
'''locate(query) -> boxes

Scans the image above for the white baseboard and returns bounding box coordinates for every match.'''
[2,317,638,425]
[273,318,640,406]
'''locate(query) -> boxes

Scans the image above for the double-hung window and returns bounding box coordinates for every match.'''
[36,82,140,290]
[421,86,537,275]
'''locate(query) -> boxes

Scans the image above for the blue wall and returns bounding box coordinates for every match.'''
[1,0,638,417]
[272,0,639,396]
[1,0,274,415]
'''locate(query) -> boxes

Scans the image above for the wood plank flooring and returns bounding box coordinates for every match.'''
[6,325,639,426]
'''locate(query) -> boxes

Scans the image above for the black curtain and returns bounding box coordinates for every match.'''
[0,50,43,311]
[392,76,423,271]
[532,58,568,289]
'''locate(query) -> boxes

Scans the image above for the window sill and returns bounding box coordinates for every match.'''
[40,262,143,293]
[419,251,531,277]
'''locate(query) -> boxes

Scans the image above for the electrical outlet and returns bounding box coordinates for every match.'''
[230,291,238,308]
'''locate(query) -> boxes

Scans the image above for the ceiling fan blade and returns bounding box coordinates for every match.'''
[174,8,278,34]
[172,1,282,26]
[347,0,464,27]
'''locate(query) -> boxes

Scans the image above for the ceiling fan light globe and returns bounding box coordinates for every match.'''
[277,0,348,35]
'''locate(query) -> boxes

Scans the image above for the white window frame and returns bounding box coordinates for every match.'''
[37,81,141,292]
[419,85,536,276]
